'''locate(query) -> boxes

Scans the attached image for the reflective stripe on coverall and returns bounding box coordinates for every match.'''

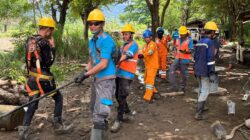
[142,41,159,101]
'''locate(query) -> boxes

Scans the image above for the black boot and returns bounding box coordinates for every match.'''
[194,101,207,120]
[153,92,161,100]
[53,117,73,134]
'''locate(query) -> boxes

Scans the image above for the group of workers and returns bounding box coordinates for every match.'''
[18,8,219,140]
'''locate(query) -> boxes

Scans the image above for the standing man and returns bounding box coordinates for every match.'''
[210,30,220,92]
[110,23,138,133]
[187,30,194,48]
[169,26,193,92]
[138,29,159,102]
[19,17,71,140]
[156,27,168,79]
[193,21,217,120]
[172,28,179,46]
[74,9,116,140]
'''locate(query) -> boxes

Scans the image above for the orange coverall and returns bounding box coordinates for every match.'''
[156,37,168,78]
[142,41,159,101]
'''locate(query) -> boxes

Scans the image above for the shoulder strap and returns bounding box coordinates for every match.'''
[93,35,101,54]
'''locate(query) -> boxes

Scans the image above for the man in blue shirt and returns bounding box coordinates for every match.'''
[172,28,179,46]
[110,23,138,133]
[193,21,217,120]
[75,9,116,140]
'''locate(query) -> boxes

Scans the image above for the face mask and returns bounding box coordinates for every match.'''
[91,29,100,35]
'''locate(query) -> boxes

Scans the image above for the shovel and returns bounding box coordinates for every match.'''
[0,81,74,130]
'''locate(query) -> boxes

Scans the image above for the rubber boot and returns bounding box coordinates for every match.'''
[153,92,161,100]
[203,98,209,111]
[18,126,29,140]
[194,101,207,120]
[53,117,73,134]
[110,120,121,133]
[90,128,108,140]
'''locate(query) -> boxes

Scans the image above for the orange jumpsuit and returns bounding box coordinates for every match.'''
[142,41,159,101]
[156,37,168,78]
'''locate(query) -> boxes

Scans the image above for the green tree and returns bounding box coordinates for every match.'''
[119,0,151,25]
[0,0,30,32]
[162,0,182,31]
[120,0,171,39]
[195,0,249,40]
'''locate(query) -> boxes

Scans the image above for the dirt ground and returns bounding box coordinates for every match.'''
[0,51,250,140]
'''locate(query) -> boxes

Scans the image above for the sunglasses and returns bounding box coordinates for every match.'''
[88,22,102,26]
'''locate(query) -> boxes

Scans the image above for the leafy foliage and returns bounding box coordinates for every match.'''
[119,0,151,25]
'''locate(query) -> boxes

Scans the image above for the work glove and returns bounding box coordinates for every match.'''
[74,72,89,83]
[138,54,144,59]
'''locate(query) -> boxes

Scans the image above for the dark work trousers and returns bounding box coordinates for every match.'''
[115,77,132,121]
[169,59,189,89]
[23,79,63,126]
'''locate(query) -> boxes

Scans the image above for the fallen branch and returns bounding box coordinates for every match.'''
[66,107,81,112]
[161,91,184,97]
[35,113,49,120]
[226,72,248,76]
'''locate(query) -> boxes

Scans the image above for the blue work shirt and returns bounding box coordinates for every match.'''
[89,32,116,80]
[193,36,215,77]
[188,36,194,49]
[174,38,193,64]
[117,41,138,80]
[172,31,179,40]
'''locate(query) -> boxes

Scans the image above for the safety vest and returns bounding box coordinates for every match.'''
[175,39,191,60]
[119,41,138,74]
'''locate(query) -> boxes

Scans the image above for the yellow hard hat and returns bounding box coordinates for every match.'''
[204,21,218,31]
[121,23,135,33]
[38,17,56,28]
[179,26,188,35]
[87,9,105,21]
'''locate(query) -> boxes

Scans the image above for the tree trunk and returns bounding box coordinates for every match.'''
[51,3,57,22]
[145,0,160,40]
[81,14,89,43]
[58,0,71,33]
[3,24,7,32]
[80,2,96,42]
